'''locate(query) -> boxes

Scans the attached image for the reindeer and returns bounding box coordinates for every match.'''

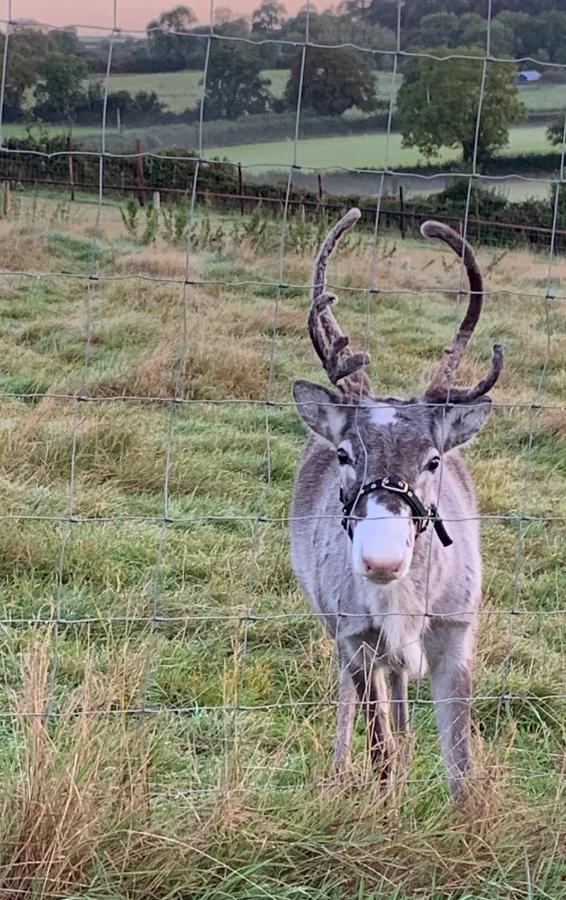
[290,209,503,796]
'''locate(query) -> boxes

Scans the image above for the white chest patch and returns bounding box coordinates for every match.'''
[383,609,428,679]
[370,585,429,680]
[368,404,397,427]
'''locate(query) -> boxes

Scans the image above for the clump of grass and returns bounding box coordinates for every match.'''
[0,637,153,897]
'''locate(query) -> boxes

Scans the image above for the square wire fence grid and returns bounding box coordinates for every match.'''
[0,0,564,796]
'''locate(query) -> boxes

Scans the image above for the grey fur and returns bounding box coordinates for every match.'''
[291,398,482,793]
[290,212,501,796]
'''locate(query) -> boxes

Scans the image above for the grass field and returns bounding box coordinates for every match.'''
[208,124,553,170]
[0,194,563,897]
[3,118,555,189]
[98,69,289,111]
[96,69,402,112]
[518,82,566,113]
[104,69,205,111]
[97,69,562,117]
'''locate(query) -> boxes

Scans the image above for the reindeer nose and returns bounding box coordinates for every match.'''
[361,554,403,581]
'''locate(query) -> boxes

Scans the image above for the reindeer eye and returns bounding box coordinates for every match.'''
[337,448,350,466]
[427,456,441,473]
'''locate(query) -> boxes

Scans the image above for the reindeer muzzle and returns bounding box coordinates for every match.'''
[340,476,453,548]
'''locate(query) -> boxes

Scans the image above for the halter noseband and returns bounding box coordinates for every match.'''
[340,475,453,547]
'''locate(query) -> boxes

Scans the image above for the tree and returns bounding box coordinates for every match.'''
[416,13,461,48]
[252,1,287,33]
[33,52,88,122]
[547,117,566,147]
[147,5,199,70]
[397,47,525,164]
[285,46,378,117]
[214,7,235,26]
[0,27,50,120]
[204,43,272,120]
[48,27,82,56]
[70,82,164,125]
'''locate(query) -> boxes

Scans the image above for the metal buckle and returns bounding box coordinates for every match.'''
[415,506,434,535]
[381,476,409,494]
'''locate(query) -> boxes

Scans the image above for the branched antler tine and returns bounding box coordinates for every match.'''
[421,220,483,394]
[327,335,350,373]
[438,344,504,404]
[308,292,338,368]
[309,208,371,395]
[334,353,371,384]
[421,220,502,401]
[313,208,362,300]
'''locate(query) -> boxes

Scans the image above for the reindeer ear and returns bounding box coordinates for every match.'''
[432,399,492,452]
[293,380,348,445]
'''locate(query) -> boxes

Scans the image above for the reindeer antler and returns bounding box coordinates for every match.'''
[309,208,371,398]
[421,220,504,403]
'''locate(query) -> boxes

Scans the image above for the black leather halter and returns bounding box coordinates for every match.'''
[340,475,453,547]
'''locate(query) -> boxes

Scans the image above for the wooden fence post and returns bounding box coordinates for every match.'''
[238,163,244,216]
[68,156,75,202]
[135,138,145,206]
[2,181,10,218]
[317,172,325,216]
[399,185,405,239]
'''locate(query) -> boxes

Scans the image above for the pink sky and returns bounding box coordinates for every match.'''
[8,1,307,32]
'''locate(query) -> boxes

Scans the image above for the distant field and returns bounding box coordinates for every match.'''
[518,82,566,113]
[1,121,555,203]
[208,125,553,171]
[94,70,560,116]
[96,69,291,111]
[0,123,100,140]
[102,70,204,112]
[96,70,401,110]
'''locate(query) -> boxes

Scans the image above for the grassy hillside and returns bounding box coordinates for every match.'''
[96,69,402,112]
[0,194,563,897]
[97,69,562,117]
[208,124,553,169]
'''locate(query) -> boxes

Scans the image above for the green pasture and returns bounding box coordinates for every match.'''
[93,68,402,111]
[93,69,563,117]
[0,193,562,896]
[208,124,553,170]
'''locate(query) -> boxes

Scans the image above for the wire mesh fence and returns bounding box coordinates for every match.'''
[0,0,563,801]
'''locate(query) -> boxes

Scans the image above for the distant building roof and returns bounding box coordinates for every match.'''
[516,70,542,82]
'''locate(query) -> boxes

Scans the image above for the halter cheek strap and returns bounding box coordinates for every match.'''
[340,475,453,548]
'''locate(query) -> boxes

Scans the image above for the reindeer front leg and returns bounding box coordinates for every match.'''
[427,624,475,797]
[344,635,395,784]
[389,669,409,735]
[333,653,357,772]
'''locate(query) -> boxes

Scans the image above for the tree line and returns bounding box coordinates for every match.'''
[2,1,565,166]
[87,1,566,73]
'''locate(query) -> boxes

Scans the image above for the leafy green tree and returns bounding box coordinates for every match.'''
[415,12,515,57]
[146,5,199,70]
[0,28,49,120]
[33,52,88,122]
[47,27,82,56]
[397,46,525,164]
[252,1,287,33]
[204,43,272,120]
[71,82,164,125]
[546,118,566,147]
[285,46,378,117]
[416,13,461,48]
